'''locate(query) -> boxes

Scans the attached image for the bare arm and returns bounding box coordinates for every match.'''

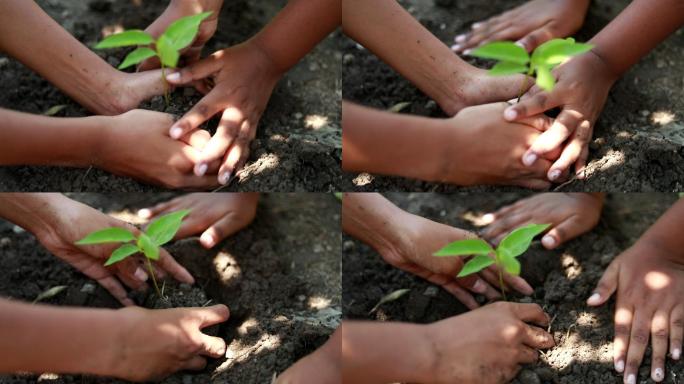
[638,199,684,257]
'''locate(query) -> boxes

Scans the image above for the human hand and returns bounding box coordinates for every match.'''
[138,0,223,71]
[380,208,534,309]
[443,102,559,189]
[503,51,618,182]
[482,192,603,248]
[420,302,554,383]
[165,41,283,185]
[111,304,229,382]
[587,240,684,383]
[97,109,221,189]
[452,0,590,54]
[277,327,340,384]
[33,194,194,306]
[138,193,259,248]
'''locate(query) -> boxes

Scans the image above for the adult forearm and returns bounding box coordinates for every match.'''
[251,0,340,73]
[639,199,684,258]
[590,0,684,77]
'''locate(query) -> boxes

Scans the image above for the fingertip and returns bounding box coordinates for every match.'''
[166,71,182,83]
[586,292,602,306]
[218,171,232,186]
[615,359,625,373]
[504,108,518,121]
[541,234,557,249]
[138,208,152,219]
[170,125,184,140]
[548,169,562,182]
[481,213,495,225]
[194,162,208,177]
[200,231,216,248]
[522,152,538,167]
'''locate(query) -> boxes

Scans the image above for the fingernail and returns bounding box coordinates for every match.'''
[541,234,556,248]
[626,374,635,384]
[200,231,216,248]
[515,40,526,49]
[472,279,487,293]
[137,208,152,219]
[134,267,148,282]
[615,359,624,373]
[522,152,538,166]
[219,171,232,185]
[450,44,461,51]
[455,34,466,43]
[481,213,495,224]
[463,49,473,55]
[587,293,601,306]
[504,108,518,121]
[166,72,181,82]
[472,22,483,29]
[549,169,562,181]
[194,162,208,177]
[673,348,681,360]
[169,125,183,139]
[653,367,664,381]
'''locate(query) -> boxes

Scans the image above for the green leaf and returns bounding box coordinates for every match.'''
[118,47,157,69]
[162,11,212,51]
[146,209,191,246]
[497,223,551,259]
[75,227,136,245]
[95,30,154,49]
[104,243,140,266]
[457,254,495,277]
[532,38,593,67]
[43,105,67,116]
[469,41,530,65]
[137,232,160,261]
[488,61,529,76]
[369,288,411,314]
[535,65,555,91]
[156,34,180,68]
[498,252,521,276]
[433,239,494,257]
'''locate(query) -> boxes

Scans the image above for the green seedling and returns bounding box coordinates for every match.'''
[75,210,190,299]
[468,38,593,98]
[95,12,212,105]
[433,223,550,300]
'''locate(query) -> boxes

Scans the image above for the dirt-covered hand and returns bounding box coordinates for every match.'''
[138,193,259,249]
[452,0,590,53]
[445,103,559,190]
[503,51,618,182]
[482,192,604,249]
[138,0,223,71]
[587,241,684,383]
[421,302,554,383]
[98,109,221,190]
[165,41,283,185]
[380,210,534,309]
[33,195,194,306]
[112,304,228,382]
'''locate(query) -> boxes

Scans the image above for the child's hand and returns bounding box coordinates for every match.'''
[452,0,590,53]
[137,0,223,71]
[165,41,283,185]
[33,195,194,306]
[112,304,229,381]
[421,302,554,383]
[138,193,259,248]
[587,240,684,383]
[98,110,221,189]
[503,51,618,182]
[481,193,603,249]
[380,208,534,309]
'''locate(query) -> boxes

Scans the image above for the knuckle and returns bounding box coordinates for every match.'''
[652,356,666,366]
[627,360,641,371]
[632,329,649,345]
[653,328,668,340]
[672,318,684,328]
[614,324,631,336]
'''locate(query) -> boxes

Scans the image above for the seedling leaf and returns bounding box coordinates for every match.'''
[146,209,191,246]
[118,47,157,69]
[498,252,521,275]
[75,227,136,245]
[434,238,493,257]
[535,65,555,91]
[163,11,213,51]
[137,232,160,260]
[457,254,495,277]
[33,285,68,304]
[156,34,180,68]
[95,30,154,49]
[498,223,551,259]
[489,61,529,76]
[105,243,139,266]
[470,42,530,65]
[532,38,593,67]
[369,288,411,314]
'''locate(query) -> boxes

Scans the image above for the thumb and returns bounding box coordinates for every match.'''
[587,259,619,306]
[193,304,230,328]
[166,53,223,85]
[540,217,588,250]
[516,25,556,52]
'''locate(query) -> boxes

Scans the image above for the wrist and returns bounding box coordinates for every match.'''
[587,48,621,83]
[247,35,289,76]
[409,323,442,383]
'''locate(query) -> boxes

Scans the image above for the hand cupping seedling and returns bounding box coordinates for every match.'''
[75,210,190,299]
[434,223,550,299]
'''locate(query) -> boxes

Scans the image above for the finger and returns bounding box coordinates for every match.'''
[166,52,224,85]
[517,114,554,133]
[441,281,480,309]
[540,216,585,250]
[182,356,207,371]
[218,124,252,185]
[482,212,530,241]
[523,324,555,349]
[157,247,195,284]
[194,108,244,176]
[516,345,540,364]
[138,199,178,220]
[587,260,619,306]
[625,311,651,384]
[575,145,590,179]
[650,310,669,382]
[182,129,213,152]
[194,304,230,328]
[500,270,534,296]
[178,174,222,190]
[95,274,134,306]
[613,304,633,374]
[512,178,552,191]
[503,91,559,122]
[200,213,247,249]
[670,305,683,360]
[457,274,501,301]
[169,92,224,140]
[454,22,513,52]
[199,334,227,358]
[547,120,592,181]
[511,303,549,327]
[516,25,557,52]
[523,109,583,167]
[137,55,162,72]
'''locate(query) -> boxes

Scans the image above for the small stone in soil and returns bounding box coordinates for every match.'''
[423,286,439,297]
[517,369,541,384]
[0,237,10,247]
[80,283,96,294]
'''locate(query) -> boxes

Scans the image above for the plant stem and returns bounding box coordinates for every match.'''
[161,63,170,108]
[498,267,507,301]
[145,257,163,299]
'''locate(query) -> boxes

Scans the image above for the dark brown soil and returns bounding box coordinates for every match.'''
[341,0,684,192]
[0,193,341,383]
[0,0,342,192]
[342,193,684,383]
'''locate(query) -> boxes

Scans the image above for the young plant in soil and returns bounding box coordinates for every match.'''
[95,12,212,105]
[468,38,593,99]
[433,223,550,300]
[75,210,190,299]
